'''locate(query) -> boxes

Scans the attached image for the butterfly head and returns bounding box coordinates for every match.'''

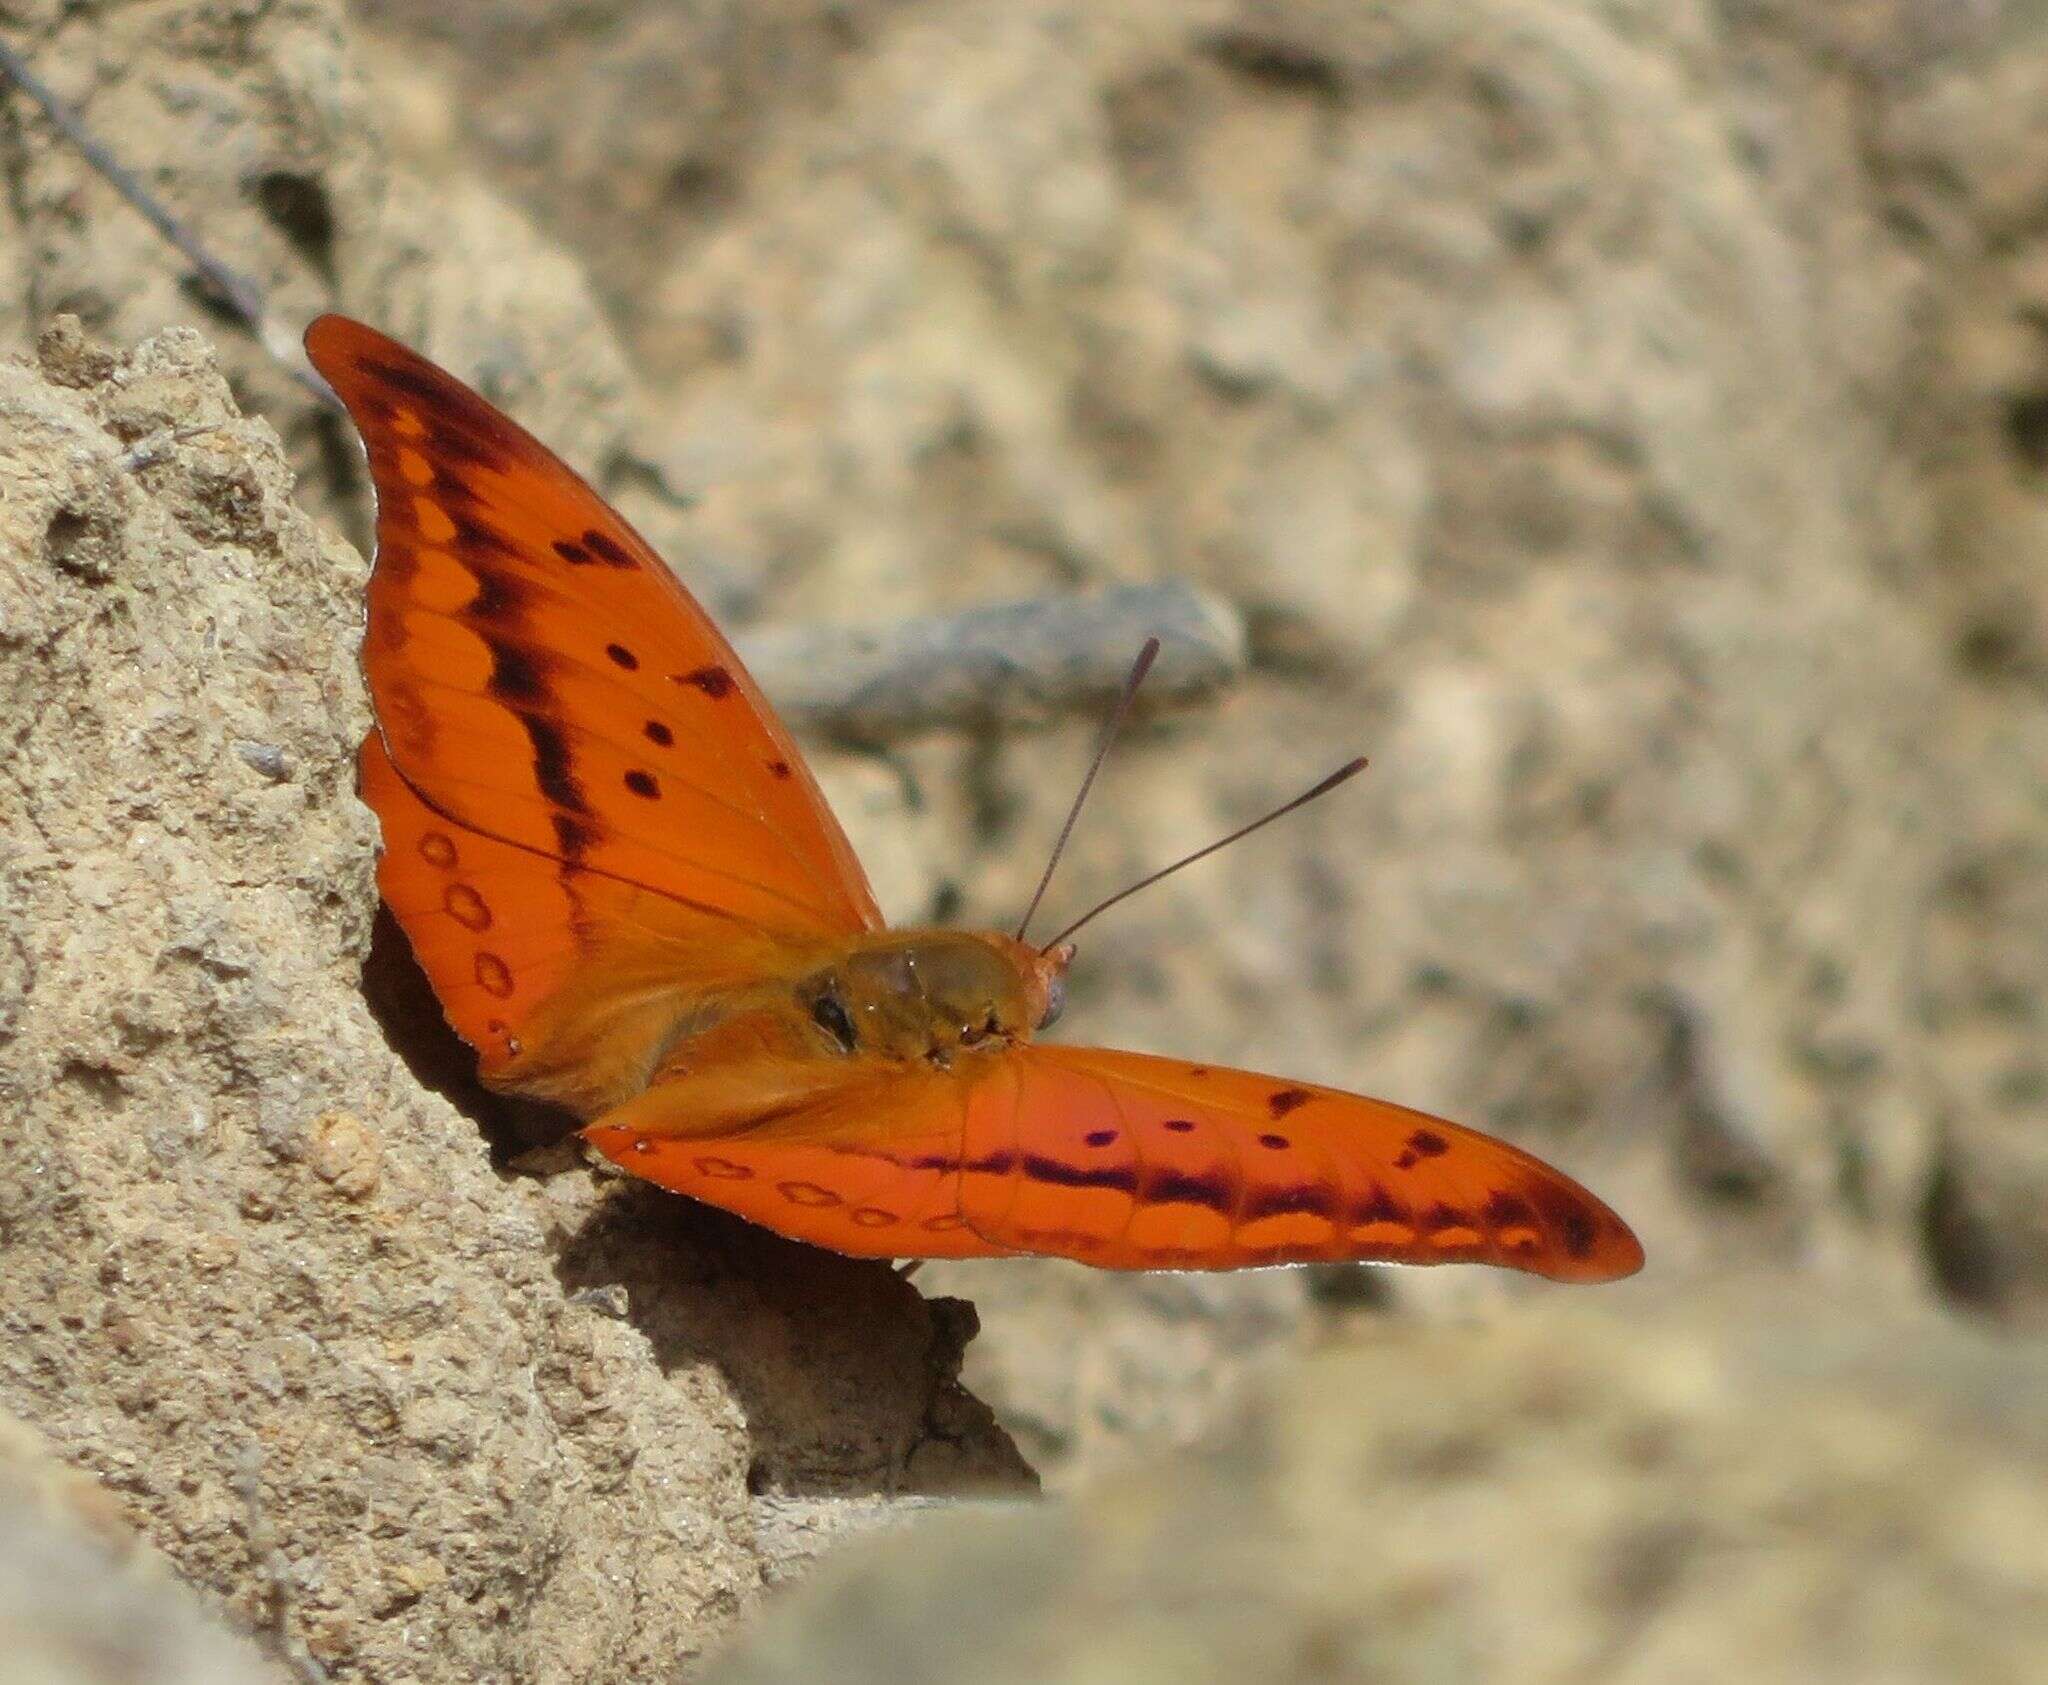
[973,932,1073,1034]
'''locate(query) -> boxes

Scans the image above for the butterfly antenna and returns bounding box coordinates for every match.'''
[1014,637,1161,942]
[1042,756,1370,949]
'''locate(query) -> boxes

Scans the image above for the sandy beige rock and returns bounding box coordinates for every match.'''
[0,323,1025,1682]
[707,1282,2048,1684]
[1869,14,2048,1324]
[9,5,2048,1668]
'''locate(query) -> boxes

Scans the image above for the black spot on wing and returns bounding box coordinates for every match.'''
[1529,1188,1600,1259]
[1241,1182,1333,1221]
[551,812,597,861]
[679,665,735,698]
[1142,1168,1235,1213]
[466,570,528,624]
[421,424,504,471]
[581,529,636,569]
[356,356,453,411]
[1348,1184,1407,1226]
[517,713,588,813]
[452,516,527,566]
[905,1150,1018,1177]
[485,639,549,706]
[1021,1154,1138,1194]
[1483,1191,1537,1228]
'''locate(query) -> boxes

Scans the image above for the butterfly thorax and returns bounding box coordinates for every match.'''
[578,931,1063,1143]
[487,926,1062,1123]
[795,929,1065,1068]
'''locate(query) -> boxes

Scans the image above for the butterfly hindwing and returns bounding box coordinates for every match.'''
[582,1049,1011,1260]
[360,729,585,1072]
[363,732,829,1113]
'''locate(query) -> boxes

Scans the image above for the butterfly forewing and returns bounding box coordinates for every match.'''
[957,1046,1643,1280]
[307,315,881,941]
[313,316,884,1108]
[584,1039,1639,1280]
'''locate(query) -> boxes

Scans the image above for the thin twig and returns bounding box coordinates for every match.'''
[733,581,1247,744]
[0,31,337,405]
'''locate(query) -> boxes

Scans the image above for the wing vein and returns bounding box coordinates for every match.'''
[386,657,860,921]
[378,732,847,928]
[1091,1070,1144,1255]
[373,731,770,929]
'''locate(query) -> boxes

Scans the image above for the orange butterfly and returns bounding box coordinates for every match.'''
[307,316,1643,1284]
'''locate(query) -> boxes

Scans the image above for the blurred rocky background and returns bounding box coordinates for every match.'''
[1,0,2044,1678]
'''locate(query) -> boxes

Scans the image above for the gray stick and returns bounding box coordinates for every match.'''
[0,31,338,405]
[734,581,1246,743]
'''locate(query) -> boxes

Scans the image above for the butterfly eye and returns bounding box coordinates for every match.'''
[1038,974,1065,1030]
[809,987,858,1054]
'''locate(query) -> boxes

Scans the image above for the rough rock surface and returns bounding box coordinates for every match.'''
[0,0,712,603]
[0,324,1026,1682]
[707,1282,2048,1683]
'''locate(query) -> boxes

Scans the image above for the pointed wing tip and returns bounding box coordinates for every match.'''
[1545,1216,1646,1284]
[303,314,410,389]
[302,311,357,363]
